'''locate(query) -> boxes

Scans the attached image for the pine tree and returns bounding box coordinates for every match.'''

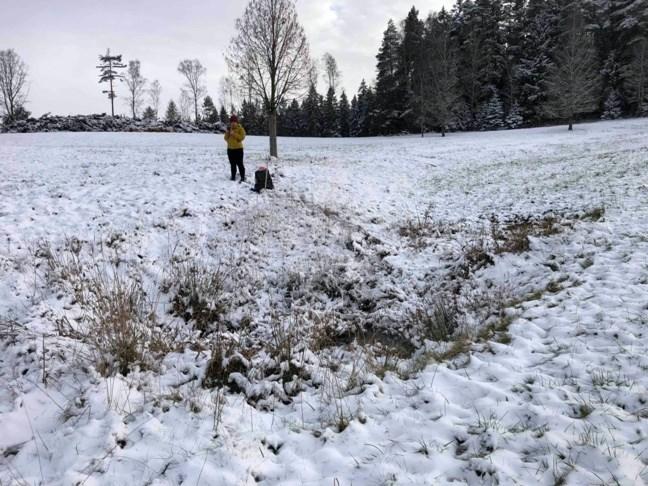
[502,0,526,115]
[516,0,562,123]
[301,83,322,136]
[426,9,460,136]
[350,95,361,136]
[322,87,339,136]
[544,3,601,130]
[96,49,126,117]
[355,80,373,136]
[452,0,507,127]
[338,91,351,137]
[601,89,624,119]
[240,99,260,134]
[219,105,229,125]
[399,7,425,132]
[375,19,405,134]
[283,99,303,136]
[477,92,505,130]
[505,101,524,128]
[143,106,156,121]
[202,95,218,123]
[165,100,180,123]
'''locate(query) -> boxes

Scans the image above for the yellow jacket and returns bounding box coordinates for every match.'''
[224,125,246,150]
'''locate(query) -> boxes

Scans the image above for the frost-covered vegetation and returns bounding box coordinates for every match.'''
[1,120,648,484]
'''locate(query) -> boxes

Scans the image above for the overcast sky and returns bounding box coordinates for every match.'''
[2,0,454,117]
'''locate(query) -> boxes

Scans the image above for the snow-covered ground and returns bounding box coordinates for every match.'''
[1,120,648,485]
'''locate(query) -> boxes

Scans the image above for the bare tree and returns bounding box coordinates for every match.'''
[226,0,311,157]
[177,59,206,122]
[179,89,192,122]
[124,60,147,118]
[218,76,237,111]
[0,49,29,122]
[544,4,600,131]
[322,52,341,92]
[148,79,162,119]
[97,49,126,117]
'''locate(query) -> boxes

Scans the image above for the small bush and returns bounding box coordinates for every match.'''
[167,261,229,334]
[37,239,170,376]
[408,297,459,342]
[82,271,157,376]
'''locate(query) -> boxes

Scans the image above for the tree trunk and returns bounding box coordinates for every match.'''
[269,111,278,157]
[194,98,199,124]
[441,125,446,137]
[568,120,573,131]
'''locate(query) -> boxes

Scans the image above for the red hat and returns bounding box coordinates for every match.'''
[229,114,238,123]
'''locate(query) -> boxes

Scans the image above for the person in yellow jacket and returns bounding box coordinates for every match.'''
[224,114,246,182]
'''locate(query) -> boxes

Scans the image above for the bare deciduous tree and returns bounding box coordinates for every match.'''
[177,59,206,122]
[226,0,311,157]
[179,89,192,122]
[124,60,147,119]
[148,79,162,119]
[544,5,600,131]
[218,76,237,112]
[0,49,29,122]
[322,52,341,92]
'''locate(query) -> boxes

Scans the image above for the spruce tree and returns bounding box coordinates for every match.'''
[477,92,505,130]
[283,99,303,136]
[202,95,218,123]
[165,100,180,123]
[143,106,156,121]
[350,95,361,136]
[517,0,562,123]
[426,9,460,136]
[301,83,322,136]
[399,7,425,132]
[375,19,405,134]
[545,2,601,130]
[322,87,339,136]
[219,105,229,125]
[338,91,351,137]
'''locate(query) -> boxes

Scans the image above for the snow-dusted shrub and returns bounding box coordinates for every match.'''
[166,261,230,334]
[408,297,460,342]
[38,239,172,376]
[81,271,157,376]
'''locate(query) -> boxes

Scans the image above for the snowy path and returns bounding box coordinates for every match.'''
[1,121,648,485]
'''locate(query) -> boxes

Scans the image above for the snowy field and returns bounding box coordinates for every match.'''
[1,119,648,485]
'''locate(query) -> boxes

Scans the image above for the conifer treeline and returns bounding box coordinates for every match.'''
[238,0,648,136]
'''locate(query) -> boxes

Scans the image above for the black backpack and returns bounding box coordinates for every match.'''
[253,168,274,192]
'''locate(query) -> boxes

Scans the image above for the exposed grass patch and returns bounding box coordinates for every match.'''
[491,214,563,255]
[580,206,605,222]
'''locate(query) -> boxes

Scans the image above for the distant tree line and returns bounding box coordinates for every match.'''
[3,0,647,134]
[238,0,648,136]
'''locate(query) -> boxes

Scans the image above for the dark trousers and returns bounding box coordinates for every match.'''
[227,148,245,180]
